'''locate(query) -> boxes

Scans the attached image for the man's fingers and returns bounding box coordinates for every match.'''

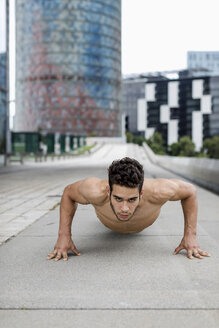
[47,249,57,260]
[193,251,203,259]
[198,249,211,257]
[71,245,80,256]
[63,252,68,261]
[174,245,184,255]
[47,245,81,261]
[187,250,194,259]
[54,252,62,262]
[174,245,210,260]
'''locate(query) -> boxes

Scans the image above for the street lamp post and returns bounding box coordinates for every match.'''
[4,0,11,166]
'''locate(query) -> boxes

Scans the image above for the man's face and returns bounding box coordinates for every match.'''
[109,184,143,222]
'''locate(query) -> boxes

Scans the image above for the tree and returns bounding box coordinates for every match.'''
[169,142,181,156]
[169,136,196,157]
[179,136,196,157]
[202,136,219,159]
[125,132,134,143]
[146,131,165,155]
[133,135,146,146]
[170,136,196,157]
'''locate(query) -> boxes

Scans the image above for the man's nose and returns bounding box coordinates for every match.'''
[121,202,129,212]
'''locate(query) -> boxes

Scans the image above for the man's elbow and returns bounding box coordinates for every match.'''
[189,184,197,197]
[61,185,70,198]
[183,183,197,200]
[63,185,71,193]
[62,185,75,202]
[174,180,197,201]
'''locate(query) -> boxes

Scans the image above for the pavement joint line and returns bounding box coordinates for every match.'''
[0,308,219,311]
[3,234,208,238]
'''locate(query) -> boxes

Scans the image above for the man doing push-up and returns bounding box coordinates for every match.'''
[47,157,210,261]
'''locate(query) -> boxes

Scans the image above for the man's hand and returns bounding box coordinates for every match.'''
[47,234,80,262]
[174,233,211,259]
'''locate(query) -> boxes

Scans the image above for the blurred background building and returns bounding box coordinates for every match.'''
[14,0,122,137]
[122,77,146,136]
[187,51,219,74]
[0,53,6,152]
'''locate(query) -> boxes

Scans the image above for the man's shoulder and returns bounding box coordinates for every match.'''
[143,178,178,204]
[82,177,103,186]
[81,177,107,191]
[79,177,108,205]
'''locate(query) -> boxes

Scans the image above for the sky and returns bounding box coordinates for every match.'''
[0,0,6,52]
[0,0,15,122]
[1,0,219,99]
[121,0,219,74]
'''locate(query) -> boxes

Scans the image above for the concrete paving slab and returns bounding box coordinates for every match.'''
[0,214,18,224]
[0,310,219,328]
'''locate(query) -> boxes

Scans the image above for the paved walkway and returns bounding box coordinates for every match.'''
[0,143,219,327]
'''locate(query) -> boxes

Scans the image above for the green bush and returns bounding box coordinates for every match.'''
[169,135,219,158]
[169,136,195,157]
[178,136,196,157]
[126,132,134,143]
[126,131,219,159]
[126,132,149,147]
[202,136,219,159]
[133,135,146,146]
[169,142,180,156]
[146,131,165,155]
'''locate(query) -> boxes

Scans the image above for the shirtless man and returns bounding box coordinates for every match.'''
[47,157,210,262]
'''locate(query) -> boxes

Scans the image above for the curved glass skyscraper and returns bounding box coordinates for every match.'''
[15,0,121,137]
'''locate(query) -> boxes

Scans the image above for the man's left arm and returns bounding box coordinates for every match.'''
[167,179,211,259]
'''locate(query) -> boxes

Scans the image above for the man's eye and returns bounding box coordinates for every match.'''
[116,197,122,202]
[129,198,137,202]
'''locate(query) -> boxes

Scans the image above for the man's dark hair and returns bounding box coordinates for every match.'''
[108,157,144,193]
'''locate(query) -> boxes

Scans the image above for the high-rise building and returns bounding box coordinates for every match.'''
[122,71,219,151]
[187,51,219,74]
[138,74,219,151]
[15,0,121,137]
[0,53,6,150]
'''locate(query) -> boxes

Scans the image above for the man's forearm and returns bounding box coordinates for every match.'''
[181,192,198,236]
[58,190,78,236]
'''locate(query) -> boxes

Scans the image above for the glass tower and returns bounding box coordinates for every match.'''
[15,0,121,137]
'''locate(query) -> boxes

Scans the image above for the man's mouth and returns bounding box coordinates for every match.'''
[119,214,129,219]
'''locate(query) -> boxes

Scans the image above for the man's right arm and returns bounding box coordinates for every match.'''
[47,178,100,262]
